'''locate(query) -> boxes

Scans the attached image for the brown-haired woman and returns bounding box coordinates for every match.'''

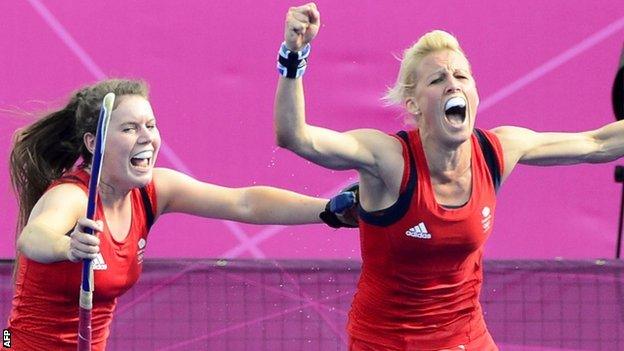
[6,79,350,350]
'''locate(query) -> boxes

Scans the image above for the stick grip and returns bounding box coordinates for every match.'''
[77,306,92,350]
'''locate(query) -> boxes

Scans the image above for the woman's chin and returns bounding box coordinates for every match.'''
[127,167,153,188]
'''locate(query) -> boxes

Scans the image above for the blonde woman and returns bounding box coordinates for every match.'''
[274,3,624,350]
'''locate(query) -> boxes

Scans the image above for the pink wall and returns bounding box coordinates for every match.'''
[1,1,623,259]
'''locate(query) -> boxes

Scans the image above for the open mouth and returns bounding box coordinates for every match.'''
[130,150,153,170]
[444,96,467,127]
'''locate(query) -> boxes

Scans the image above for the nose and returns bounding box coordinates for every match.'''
[137,125,153,144]
[445,76,462,94]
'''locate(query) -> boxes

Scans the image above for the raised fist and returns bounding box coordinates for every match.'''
[284,3,320,51]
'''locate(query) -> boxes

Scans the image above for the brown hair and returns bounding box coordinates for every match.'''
[9,79,149,233]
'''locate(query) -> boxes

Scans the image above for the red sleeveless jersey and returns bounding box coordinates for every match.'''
[349,129,504,351]
[6,169,157,351]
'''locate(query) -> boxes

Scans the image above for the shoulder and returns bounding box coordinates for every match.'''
[151,167,206,214]
[44,182,88,203]
[30,183,87,221]
[490,126,536,143]
[487,126,543,180]
[152,167,185,203]
[152,167,221,195]
[346,128,404,160]
[489,125,545,157]
[152,167,196,187]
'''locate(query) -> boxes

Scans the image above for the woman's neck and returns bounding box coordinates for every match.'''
[83,167,131,210]
[98,180,131,209]
[420,133,472,181]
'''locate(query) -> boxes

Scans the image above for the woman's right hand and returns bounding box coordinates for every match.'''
[67,218,103,262]
[284,3,320,51]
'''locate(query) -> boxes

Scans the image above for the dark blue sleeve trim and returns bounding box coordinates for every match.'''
[139,187,155,230]
[358,131,417,227]
[474,128,501,192]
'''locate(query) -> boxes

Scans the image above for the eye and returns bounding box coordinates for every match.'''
[455,75,468,80]
[147,124,156,130]
[123,126,137,133]
[430,77,443,85]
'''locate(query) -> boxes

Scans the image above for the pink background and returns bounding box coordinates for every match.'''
[1,1,623,260]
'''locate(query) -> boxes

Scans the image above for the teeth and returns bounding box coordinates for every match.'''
[132,150,153,160]
[444,96,466,112]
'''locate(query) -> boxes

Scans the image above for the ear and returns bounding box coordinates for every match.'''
[405,98,421,116]
[83,133,96,155]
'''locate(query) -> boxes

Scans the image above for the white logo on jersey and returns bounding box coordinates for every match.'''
[92,253,108,270]
[137,238,147,264]
[406,222,431,239]
[482,206,492,232]
[482,206,491,217]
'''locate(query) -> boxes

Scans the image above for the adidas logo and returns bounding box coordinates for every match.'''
[92,253,108,270]
[406,222,431,239]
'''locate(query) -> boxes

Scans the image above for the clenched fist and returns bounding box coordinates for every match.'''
[67,217,103,262]
[284,3,320,51]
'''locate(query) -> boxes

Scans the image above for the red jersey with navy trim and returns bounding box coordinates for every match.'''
[349,129,504,351]
[6,169,157,351]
